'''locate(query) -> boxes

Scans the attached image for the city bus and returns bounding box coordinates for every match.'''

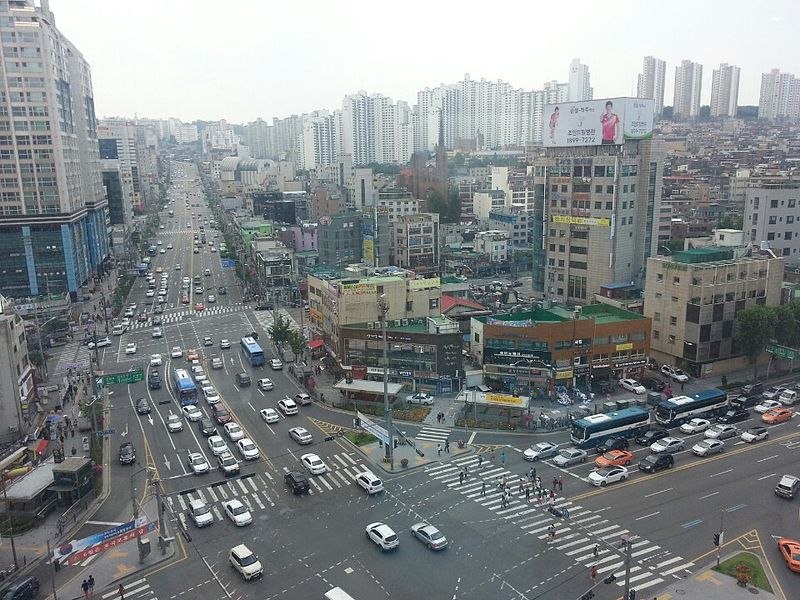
[240,336,265,367]
[654,388,729,427]
[137,263,149,277]
[570,407,651,449]
[172,368,198,406]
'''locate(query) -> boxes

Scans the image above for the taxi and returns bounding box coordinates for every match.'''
[194,302,205,311]
[762,407,793,424]
[186,348,200,361]
[594,450,634,468]
[778,537,800,573]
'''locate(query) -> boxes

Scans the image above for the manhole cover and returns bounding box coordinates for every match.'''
[674,590,686,596]
[748,587,760,595]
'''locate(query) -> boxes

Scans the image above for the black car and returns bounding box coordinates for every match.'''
[198,418,217,437]
[1,575,40,600]
[740,382,764,397]
[235,372,251,386]
[641,377,666,392]
[730,394,760,409]
[148,370,162,390]
[218,286,227,295]
[638,453,674,473]
[716,408,750,424]
[254,304,273,311]
[136,397,151,415]
[119,442,135,465]
[284,471,310,495]
[595,436,630,454]
[634,428,669,446]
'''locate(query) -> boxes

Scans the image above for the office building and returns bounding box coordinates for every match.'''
[673,60,703,119]
[568,59,593,102]
[710,63,741,118]
[393,213,440,274]
[758,69,800,121]
[637,56,666,116]
[0,0,109,300]
[317,212,363,269]
[0,296,35,443]
[488,208,531,249]
[744,177,800,263]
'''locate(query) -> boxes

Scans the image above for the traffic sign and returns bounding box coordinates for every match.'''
[96,429,116,437]
[766,342,798,360]
[102,369,144,385]
[356,411,389,445]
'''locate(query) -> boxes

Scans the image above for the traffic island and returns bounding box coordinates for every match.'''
[713,552,773,593]
[355,438,471,474]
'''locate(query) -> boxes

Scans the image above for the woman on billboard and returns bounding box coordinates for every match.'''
[548,106,559,141]
[601,100,620,144]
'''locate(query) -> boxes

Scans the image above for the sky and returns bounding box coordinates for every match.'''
[50,0,800,124]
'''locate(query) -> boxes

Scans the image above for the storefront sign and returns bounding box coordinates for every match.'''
[552,215,610,227]
[408,277,441,290]
[612,358,646,368]
[766,342,798,360]
[615,343,633,351]
[485,393,525,406]
[341,282,377,296]
[555,369,574,380]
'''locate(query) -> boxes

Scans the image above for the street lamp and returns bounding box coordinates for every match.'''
[34,313,61,381]
[377,293,394,469]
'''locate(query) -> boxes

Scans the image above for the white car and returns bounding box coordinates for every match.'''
[649,436,685,454]
[270,358,283,370]
[661,365,690,383]
[203,386,220,404]
[224,499,252,527]
[125,342,137,355]
[152,327,163,338]
[260,408,280,424]
[224,422,245,442]
[366,522,399,551]
[167,243,173,249]
[175,264,181,270]
[146,289,155,297]
[257,378,274,391]
[187,452,209,475]
[741,426,769,443]
[289,427,313,445]
[170,346,183,358]
[588,466,629,487]
[691,438,725,456]
[619,378,646,395]
[552,448,588,467]
[181,405,203,421]
[406,392,435,405]
[159,248,165,254]
[207,295,216,303]
[410,522,448,550]
[229,544,262,581]
[87,337,112,349]
[278,398,299,415]
[220,339,231,349]
[237,438,259,460]
[762,386,786,401]
[300,453,328,475]
[149,353,163,367]
[207,435,229,456]
[679,418,711,434]
[755,399,783,414]
[523,441,559,461]
[166,414,183,433]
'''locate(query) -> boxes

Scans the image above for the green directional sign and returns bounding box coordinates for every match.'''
[102,369,145,385]
[766,342,799,360]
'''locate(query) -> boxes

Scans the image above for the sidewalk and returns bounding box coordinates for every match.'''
[358,438,471,474]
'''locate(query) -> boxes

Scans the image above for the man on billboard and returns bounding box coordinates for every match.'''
[601,100,621,144]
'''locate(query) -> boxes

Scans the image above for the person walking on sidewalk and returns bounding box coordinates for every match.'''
[118,584,125,600]
[525,485,531,503]
[552,476,558,491]
[590,564,598,583]
[88,575,95,597]
[459,471,464,485]
[444,439,450,453]
[481,481,486,496]
[437,443,442,457]
[81,580,89,599]
[593,543,599,558]
[478,454,483,468]
[558,476,563,492]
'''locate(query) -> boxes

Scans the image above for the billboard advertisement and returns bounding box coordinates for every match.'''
[543,97,654,148]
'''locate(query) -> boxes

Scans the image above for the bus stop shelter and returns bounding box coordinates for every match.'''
[457,391,532,428]
[333,379,405,405]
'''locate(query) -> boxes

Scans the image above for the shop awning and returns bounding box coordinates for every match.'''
[308,339,324,350]
[35,439,49,455]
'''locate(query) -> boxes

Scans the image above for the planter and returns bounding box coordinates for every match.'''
[400,458,409,468]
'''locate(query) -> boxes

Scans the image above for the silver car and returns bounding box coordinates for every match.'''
[552,448,588,467]
[691,438,725,456]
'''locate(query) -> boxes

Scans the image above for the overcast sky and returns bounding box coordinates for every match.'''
[50,0,799,124]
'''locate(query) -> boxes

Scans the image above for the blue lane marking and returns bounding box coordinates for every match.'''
[682,519,704,529]
[725,503,746,512]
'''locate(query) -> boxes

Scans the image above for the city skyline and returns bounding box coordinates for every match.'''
[50,0,800,123]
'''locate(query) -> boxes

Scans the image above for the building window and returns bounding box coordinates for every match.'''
[654,312,661,321]
[789,199,796,208]
[771,199,778,208]
[673,276,680,285]
[668,334,676,344]
[653,330,660,340]
[429,298,438,309]
[671,296,678,302]
[769,216,777,225]
[670,316,677,326]
[474,332,480,343]
[656,273,663,282]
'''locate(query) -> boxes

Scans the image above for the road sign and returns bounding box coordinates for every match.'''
[356,411,389,445]
[96,429,116,437]
[766,342,798,360]
[102,369,144,385]
[221,259,237,268]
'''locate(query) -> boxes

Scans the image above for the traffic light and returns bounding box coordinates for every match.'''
[713,532,721,547]
[628,590,636,600]
[393,439,398,449]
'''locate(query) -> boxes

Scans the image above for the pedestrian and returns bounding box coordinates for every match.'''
[518,478,524,493]
[502,474,507,489]
[88,575,95,597]
[590,564,597,582]
[478,454,483,468]
[118,584,125,600]
[593,543,599,558]
[549,489,555,501]
[525,486,530,502]
[500,452,506,467]
[459,471,464,485]
[558,476,563,492]
[81,580,89,599]
[680,382,685,392]
[552,476,558,490]
[320,393,325,404]
[490,448,495,463]
[71,446,77,456]
[437,443,442,457]
[444,439,450,453]
[481,481,486,496]
[562,507,570,520]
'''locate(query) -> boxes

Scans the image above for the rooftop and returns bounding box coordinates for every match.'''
[477,303,647,327]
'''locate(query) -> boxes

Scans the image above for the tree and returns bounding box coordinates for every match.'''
[718,214,743,230]
[425,188,460,223]
[286,329,305,361]
[268,313,292,345]
[661,106,674,120]
[735,305,777,377]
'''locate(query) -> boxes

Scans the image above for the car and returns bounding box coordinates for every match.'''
[270,358,283,370]
[159,248,165,254]
[149,353,163,367]
[192,366,207,383]
[203,336,213,347]
[146,289,155,297]
[153,304,164,314]
[188,498,214,528]
[406,392,435,405]
[755,399,783,413]
[87,337,112,349]
[619,378,646,394]
[661,365,689,382]
[294,393,312,406]
[716,408,750,424]
[166,414,183,433]
[638,453,674,473]
[194,302,205,311]
[1,575,40,600]
[235,372,251,386]
[289,426,313,445]
[212,405,232,424]
[136,397,151,415]
[210,355,223,369]
[198,418,216,436]
[740,382,764,397]
[175,263,181,270]
[366,522,399,551]
[224,422,245,442]
[193,248,199,254]
[157,240,163,246]
[217,451,240,476]
[594,450,634,468]
[679,418,711,434]
[229,544,262,581]
[260,408,280,424]
[278,397,299,415]
[410,522,448,550]
[763,407,794,424]
[775,475,800,499]
[255,304,273,311]
[152,316,163,326]
[210,247,217,252]
[706,424,738,439]
[300,453,328,475]
[220,339,231,349]
[777,537,800,573]
[187,452,209,475]
[218,286,227,295]
[167,243,173,249]
[257,378,274,391]
[181,405,203,421]
[202,386,220,404]
[125,342,137,354]
[523,441,559,461]
[224,499,252,526]
[148,369,162,390]
[649,436,684,454]
[204,268,211,276]
[170,346,183,358]
[186,348,199,361]
[284,470,310,494]
[119,442,135,464]
[641,376,667,392]
[207,295,216,303]
[691,438,725,456]
[552,448,588,467]
[237,438,260,460]
[588,466,629,487]
[741,426,769,443]
[762,386,787,401]
[595,436,630,453]
[207,435,229,456]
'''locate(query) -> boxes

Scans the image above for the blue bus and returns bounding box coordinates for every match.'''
[654,388,729,427]
[172,368,198,405]
[137,263,149,277]
[570,407,651,449]
[240,336,265,367]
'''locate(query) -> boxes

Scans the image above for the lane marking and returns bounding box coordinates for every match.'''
[757,473,776,481]
[709,469,732,478]
[698,491,719,500]
[644,487,673,498]
[635,511,660,521]
[681,519,703,529]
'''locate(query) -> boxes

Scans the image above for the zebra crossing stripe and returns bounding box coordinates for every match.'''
[261,490,274,507]
[631,545,661,558]
[206,486,218,502]
[176,495,187,511]
[216,484,228,499]
[242,496,253,510]
[600,529,629,541]
[660,562,694,576]
[627,571,657,584]
[629,577,664,591]
[247,477,259,492]
[308,478,323,493]
[556,537,590,551]
[252,493,265,510]
[596,561,625,575]
[318,476,333,491]
[341,453,357,465]
[236,479,248,493]
[212,506,223,521]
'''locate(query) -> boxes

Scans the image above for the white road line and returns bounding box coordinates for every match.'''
[709,468,733,478]
[252,494,265,510]
[635,511,660,521]
[757,454,778,463]
[631,545,661,558]
[556,537,589,551]
[644,487,673,498]
[247,477,258,492]
[698,491,719,500]
[627,571,656,584]
[661,562,694,576]
[236,479,248,493]
[631,577,664,591]
[318,476,333,491]
[332,454,349,468]
[206,486,218,502]
[656,556,684,569]
[176,495,187,511]
[757,473,777,481]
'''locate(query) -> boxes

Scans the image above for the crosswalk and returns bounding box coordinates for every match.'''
[416,426,451,443]
[54,343,92,372]
[424,456,694,594]
[101,577,157,600]
[126,304,245,330]
[253,308,300,333]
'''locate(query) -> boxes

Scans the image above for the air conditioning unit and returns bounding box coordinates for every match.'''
[373,321,381,329]
[367,322,374,329]
[402,319,409,326]
[394,320,402,327]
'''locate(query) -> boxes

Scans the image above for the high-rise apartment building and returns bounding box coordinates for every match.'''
[744,177,800,263]
[393,212,440,274]
[0,296,34,443]
[568,59,593,102]
[0,0,109,300]
[298,111,339,170]
[637,56,666,116]
[710,63,741,118]
[758,69,800,121]
[673,60,703,119]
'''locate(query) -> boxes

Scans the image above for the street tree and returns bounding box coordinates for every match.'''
[286,329,305,361]
[268,313,292,345]
[735,305,777,376]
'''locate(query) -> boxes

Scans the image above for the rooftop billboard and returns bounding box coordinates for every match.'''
[543,97,654,148]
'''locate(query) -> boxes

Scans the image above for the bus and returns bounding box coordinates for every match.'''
[137,263,149,276]
[172,368,198,406]
[240,336,265,367]
[570,407,651,449]
[654,388,729,427]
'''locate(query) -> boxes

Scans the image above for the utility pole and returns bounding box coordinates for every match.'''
[622,535,633,600]
[150,472,167,555]
[1,477,19,570]
[377,294,394,469]
[46,539,58,600]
